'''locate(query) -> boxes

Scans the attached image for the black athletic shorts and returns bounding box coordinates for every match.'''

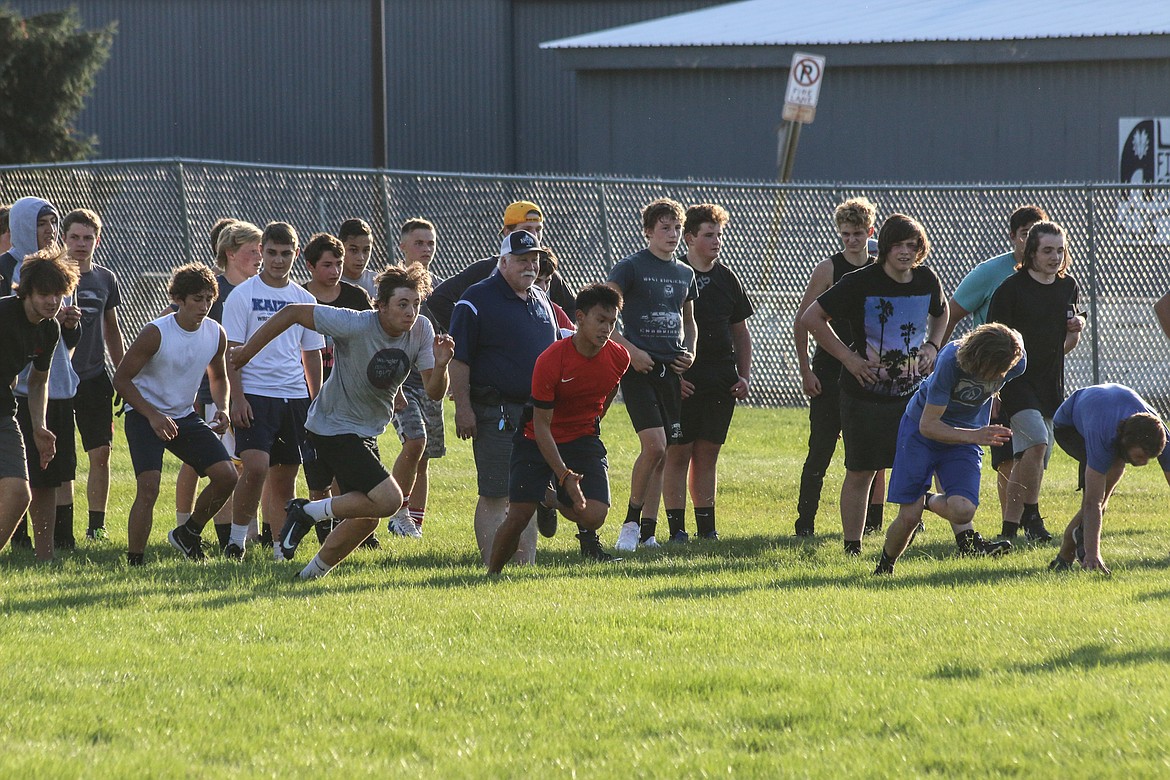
[124,409,231,477]
[988,408,1015,470]
[17,397,76,489]
[306,432,388,496]
[620,363,682,444]
[234,394,311,466]
[679,389,735,445]
[74,369,116,451]
[1054,424,1088,490]
[840,392,911,472]
[508,433,610,506]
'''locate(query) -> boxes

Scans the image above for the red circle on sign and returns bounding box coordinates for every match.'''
[793,58,821,86]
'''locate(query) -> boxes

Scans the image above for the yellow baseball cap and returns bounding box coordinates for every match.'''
[503,200,544,228]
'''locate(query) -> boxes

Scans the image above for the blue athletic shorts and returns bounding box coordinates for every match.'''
[887,413,983,506]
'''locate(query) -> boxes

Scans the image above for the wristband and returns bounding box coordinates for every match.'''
[558,469,577,486]
[923,340,939,352]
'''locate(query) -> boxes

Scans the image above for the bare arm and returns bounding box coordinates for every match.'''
[942,298,970,346]
[228,304,318,370]
[917,311,948,374]
[26,367,55,469]
[301,349,322,400]
[801,302,877,386]
[533,406,586,514]
[449,359,476,440]
[793,260,834,396]
[918,402,1012,446]
[112,324,177,441]
[673,299,697,373]
[103,307,126,369]
[422,333,455,401]
[1156,293,1170,340]
[205,328,231,434]
[605,280,652,373]
[729,320,752,400]
[1078,464,1113,574]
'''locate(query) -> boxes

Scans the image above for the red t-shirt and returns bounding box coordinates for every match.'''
[525,337,630,443]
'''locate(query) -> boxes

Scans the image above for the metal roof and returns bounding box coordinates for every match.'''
[541,0,1170,48]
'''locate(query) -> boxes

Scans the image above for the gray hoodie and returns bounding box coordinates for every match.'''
[4,196,59,288]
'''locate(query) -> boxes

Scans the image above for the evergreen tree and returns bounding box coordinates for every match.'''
[0,6,115,163]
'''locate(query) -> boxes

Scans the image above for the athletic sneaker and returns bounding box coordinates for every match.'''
[640,535,661,549]
[863,520,883,535]
[1048,555,1074,571]
[1022,516,1053,543]
[222,542,244,561]
[278,498,316,561]
[388,506,422,539]
[614,521,640,552]
[699,530,720,540]
[577,530,621,563]
[794,522,814,537]
[536,503,558,538]
[86,527,110,542]
[1073,526,1086,564]
[955,530,1012,557]
[168,525,206,561]
[873,551,896,575]
[667,530,690,544]
[360,533,381,549]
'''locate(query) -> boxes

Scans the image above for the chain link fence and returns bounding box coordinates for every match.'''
[4,159,1170,411]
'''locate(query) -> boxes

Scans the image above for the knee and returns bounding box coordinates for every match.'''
[135,475,162,504]
[642,441,667,465]
[402,437,426,459]
[947,497,977,525]
[89,446,111,469]
[208,464,239,492]
[580,506,608,531]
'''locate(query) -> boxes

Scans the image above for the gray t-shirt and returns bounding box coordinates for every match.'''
[72,263,122,380]
[305,307,436,439]
[607,248,698,363]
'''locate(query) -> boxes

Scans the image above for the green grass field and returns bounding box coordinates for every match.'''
[3,406,1170,778]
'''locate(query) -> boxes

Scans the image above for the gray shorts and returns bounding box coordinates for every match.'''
[0,414,27,481]
[392,383,446,459]
[1010,409,1054,466]
[471,400,525,498]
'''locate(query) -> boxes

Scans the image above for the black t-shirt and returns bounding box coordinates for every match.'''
[0,295,60,415]
[683,259,754,392]
[987,269,1079,417]
[811,253,874,373]
[815,263,945,400]
[311,281,372,379]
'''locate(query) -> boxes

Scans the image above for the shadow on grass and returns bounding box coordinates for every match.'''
[930,643,1170,680]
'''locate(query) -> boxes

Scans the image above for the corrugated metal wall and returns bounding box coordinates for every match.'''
[575,55,1170,182]
[10,0,376,167]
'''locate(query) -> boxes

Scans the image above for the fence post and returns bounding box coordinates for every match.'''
[598,181,612,267]
[379,170,394,248]
[175,160,194,264]
[1087,184,1100,385]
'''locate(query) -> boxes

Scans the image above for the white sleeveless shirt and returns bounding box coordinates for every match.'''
[128,313,221,418]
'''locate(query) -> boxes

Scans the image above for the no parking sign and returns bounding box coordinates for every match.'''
[783,52,825,124]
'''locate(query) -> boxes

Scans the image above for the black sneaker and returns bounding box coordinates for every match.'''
[314,519,334,545]
[1022,516,1053,543]
[863,520,883,535]
[699,530,720,541]
[360,533,381,549]
[794,523,814,537]
[874,550,896,575]
[168,525,206,561]
[577,530,621,563]
[668,530,690,544]
[279,498,316,560]
[536,503,558,538]
[127,552,145,567]
[843,539,862,556]
[1048,555,1074,571]
[10,533,31,549]
[1073,526,1085,563]
[222,542,244,561]
[956,530,1012,557]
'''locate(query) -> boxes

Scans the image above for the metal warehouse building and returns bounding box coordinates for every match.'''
[8,0,1170,182]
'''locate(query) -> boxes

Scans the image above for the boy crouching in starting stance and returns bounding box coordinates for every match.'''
[488,283,630,573]
[113,264,237,565]
[229,264,454,579]
[875,323,1025,575]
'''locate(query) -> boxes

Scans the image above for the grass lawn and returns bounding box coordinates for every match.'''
[3,405,1170,778]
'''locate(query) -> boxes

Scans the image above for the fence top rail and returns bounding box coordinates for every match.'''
[2,157,1170,194]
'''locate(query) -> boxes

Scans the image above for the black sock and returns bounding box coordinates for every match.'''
[843,539,862,556]
[12,515,29,543]
[1022,503,1040,524]
[1000,520,1020,537]
[625,504,641,528]
[260,523,273,546]
[214,523,231,548]
[183,518,204,537]
[666,509,686,537]
[88,509,105,532]
[875,548,897,574]
[54,503,75,547]
[866,503,884,527]
[695,507,716,536]
[639,518,657,542]
[127,552,144,566]
[923,492,937,513]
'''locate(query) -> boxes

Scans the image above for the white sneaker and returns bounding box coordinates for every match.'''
[615,521,640,552]
[389,507,422,539]
[640,535,661,549]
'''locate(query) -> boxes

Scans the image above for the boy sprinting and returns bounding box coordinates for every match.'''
[874,323,1024,575]
[112,264,238,565]
[230,264,454,579]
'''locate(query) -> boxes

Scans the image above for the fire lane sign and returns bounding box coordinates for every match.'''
[783,52,825,124]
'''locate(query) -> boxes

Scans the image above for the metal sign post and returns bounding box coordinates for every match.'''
[778,52,825,182]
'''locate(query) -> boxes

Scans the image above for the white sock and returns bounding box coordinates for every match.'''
[229,522,249,546]
[304,498,334,522]
[176,512,192,528]
[273,543,285,562]
[299,554,333,580]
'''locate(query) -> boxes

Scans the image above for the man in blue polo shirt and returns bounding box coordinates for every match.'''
[449,230,559,567]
